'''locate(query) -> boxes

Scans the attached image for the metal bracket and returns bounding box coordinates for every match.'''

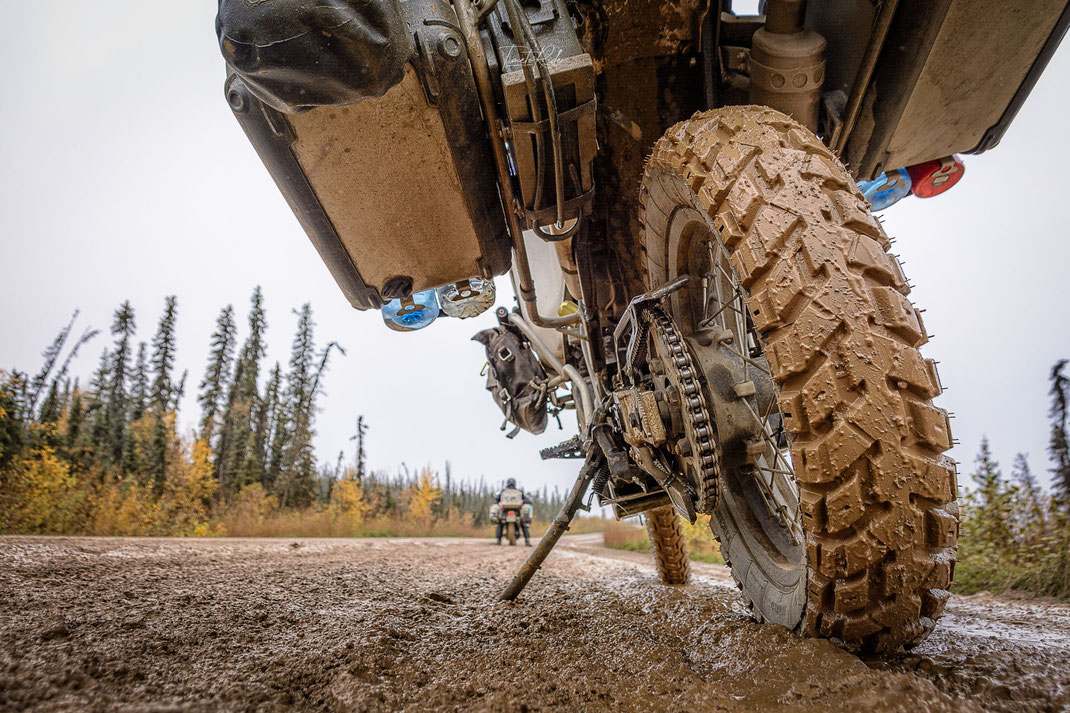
[612,276,691,381]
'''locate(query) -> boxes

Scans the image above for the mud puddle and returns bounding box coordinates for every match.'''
[1,535,1067,712]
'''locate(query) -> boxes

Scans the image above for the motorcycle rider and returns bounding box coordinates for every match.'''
[496,478,532,546]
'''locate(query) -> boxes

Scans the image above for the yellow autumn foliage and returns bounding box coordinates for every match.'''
[160,437,221,536]
[330,476,365,534]
[221,483,280,535]
[407,467,441,525]
[0,441,82,534]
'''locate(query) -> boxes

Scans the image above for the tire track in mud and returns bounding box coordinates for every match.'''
[0,535,1066,712]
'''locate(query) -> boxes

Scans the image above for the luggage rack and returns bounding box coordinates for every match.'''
[455,0,593,331]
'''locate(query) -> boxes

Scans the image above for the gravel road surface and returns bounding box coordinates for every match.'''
[1,534,1067,712]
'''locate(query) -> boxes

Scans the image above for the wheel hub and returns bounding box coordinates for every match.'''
[679,230,803,545]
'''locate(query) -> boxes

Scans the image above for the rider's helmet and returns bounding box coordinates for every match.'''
[506,477,517,488]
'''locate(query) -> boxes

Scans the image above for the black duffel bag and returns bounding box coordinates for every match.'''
[216,0,413,114]
[472,323,549,437]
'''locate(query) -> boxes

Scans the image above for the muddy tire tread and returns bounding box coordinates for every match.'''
[646,506,691,585]
[637,106,958,653]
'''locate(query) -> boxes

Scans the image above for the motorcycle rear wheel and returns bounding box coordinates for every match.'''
[507,523,517,546]
[638,106,957,653]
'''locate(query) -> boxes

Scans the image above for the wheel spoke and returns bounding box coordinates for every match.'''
[700,274,710,325]
[698,297,746,330]
[698,234,800,543]
[719,343,774,378]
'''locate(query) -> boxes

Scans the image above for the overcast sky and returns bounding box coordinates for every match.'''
[1,1,1067,495]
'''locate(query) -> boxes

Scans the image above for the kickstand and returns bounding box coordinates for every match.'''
[499,447,605,601]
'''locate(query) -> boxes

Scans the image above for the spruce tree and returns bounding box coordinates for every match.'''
[65,385,86,464]
[119,342,149,479]
[276,304,317,507]
[172,370,187,410]
[236,425,265,492]
[248,373,273,488]
[1049,360,1070,503]
[198,305,236,441]
[105,302,136,469]
[150,296,178,411]
[441,460,451,516]
[34,322,101,452]
[972,438,1015,549]
[1011,452,1046,538]
[1012,453,1039,502]
[87,347,111,460]
[143,298,179,492]
[50,326,100,400]
[288,304,316,412]
[147,416,169,493]
[60,377,71,412]
[264,362,287,490]
[280,313,344,505]
[129,342,149,423]
[38,380,62,427]
[217,287,267,490]
[28,311,77,415]
[0,373,27,471]
[350,415,368,484]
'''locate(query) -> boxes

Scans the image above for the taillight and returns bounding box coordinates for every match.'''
[907,155,965,198]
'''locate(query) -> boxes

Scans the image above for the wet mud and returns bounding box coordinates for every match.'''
[1,534,1067,712]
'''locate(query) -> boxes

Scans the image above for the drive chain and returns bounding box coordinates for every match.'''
[645,305,721,514]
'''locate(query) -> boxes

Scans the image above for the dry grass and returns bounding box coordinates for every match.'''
[556,515,607,536]
[221,505,607,539]
[602,519,651,552]
[681,516,723,564]
[603,513,723,564]
[2,457,611,541]
[220,510,484,539]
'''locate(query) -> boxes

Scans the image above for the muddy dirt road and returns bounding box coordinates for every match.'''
[1,535,1067,713]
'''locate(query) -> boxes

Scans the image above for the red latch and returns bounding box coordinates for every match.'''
[907,156,965,198]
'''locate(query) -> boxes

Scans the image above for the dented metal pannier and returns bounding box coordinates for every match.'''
[218,0,511,310]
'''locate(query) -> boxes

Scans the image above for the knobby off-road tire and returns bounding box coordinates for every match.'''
[638,106,958,653]
[646,506,691,584]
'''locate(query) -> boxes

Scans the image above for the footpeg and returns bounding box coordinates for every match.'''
[540,435,585,459]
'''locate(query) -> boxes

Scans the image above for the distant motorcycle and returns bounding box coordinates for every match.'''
[490,488,532,546]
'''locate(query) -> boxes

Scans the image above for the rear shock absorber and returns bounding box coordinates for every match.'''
[748,0,826,133]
